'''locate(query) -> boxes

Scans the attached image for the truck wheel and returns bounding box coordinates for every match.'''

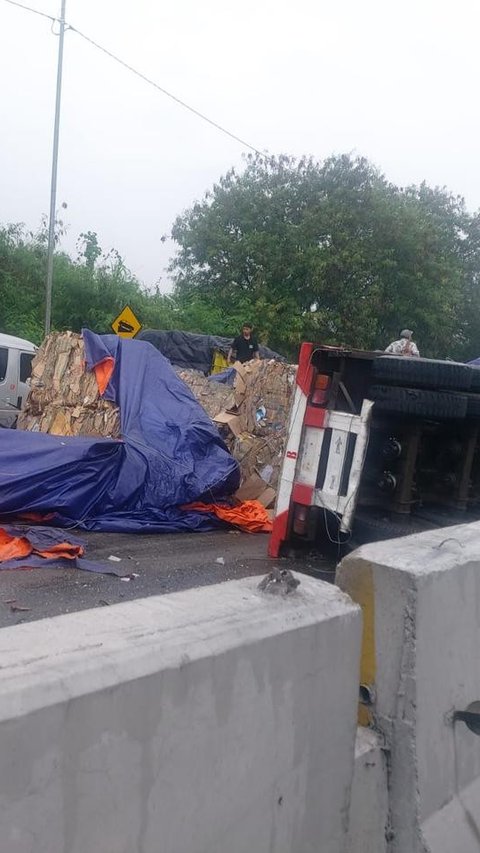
[352,511,436,545]
[469,367,480,393]
[466,394,480,418]
[372,356,472,391]
[369,385,468,420]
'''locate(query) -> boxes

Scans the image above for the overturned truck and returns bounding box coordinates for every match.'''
[269,343,480,555]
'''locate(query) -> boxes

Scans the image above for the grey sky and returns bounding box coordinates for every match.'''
[1,0,479,290]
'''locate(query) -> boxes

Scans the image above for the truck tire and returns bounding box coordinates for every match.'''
[372,356,472,391]
[369,385,468,420]
[469,367,480,393]
[466,394,480,419]
[352,511,436,545]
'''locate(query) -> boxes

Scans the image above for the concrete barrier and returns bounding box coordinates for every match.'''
[338,521,480,853]
[346,728,388,853]
[0,574,361,853]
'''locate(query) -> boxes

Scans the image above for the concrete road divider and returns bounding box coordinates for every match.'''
[346,728,388,853]
[0,574,361,853]
[338,521,480,853]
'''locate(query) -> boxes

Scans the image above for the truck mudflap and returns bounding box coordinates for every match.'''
[269,395,373,557]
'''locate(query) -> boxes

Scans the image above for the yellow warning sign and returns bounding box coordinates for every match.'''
[111,305,142,338]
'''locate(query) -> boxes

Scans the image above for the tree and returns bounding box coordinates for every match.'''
[77,231,102,271]
[0,224,171,342]
[170,154,477,359]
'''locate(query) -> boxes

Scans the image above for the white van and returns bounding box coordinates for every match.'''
[0,333,37,428]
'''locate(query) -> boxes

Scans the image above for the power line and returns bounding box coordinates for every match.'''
[67,24,264,156]
[3,0,56,23]
[2,0,264,155]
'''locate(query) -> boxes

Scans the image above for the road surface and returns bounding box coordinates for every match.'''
[0,530,336,628]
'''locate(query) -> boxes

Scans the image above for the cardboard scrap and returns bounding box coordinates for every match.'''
[233,473,277,509]
[257,488,276,509]
[234,472,268,502]
[213,410,243,437]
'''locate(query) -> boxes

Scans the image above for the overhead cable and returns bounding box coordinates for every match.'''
[2,0,264,155]
[3,0,57,23]
[68,24,264,156]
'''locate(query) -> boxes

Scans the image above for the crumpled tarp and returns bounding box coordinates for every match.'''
[0,330,240,532]
[208,367,237,386]
[138,329,285,374]
[0,525,123,574]
[185,500,273,533]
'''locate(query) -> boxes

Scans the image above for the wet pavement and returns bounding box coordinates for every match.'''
[0,530,337,628]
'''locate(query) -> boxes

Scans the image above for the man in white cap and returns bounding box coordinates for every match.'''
[385,329,420,357]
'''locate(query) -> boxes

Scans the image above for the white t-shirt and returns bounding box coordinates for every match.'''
[385,338,420,357]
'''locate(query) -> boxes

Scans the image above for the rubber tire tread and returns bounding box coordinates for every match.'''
[466,394,480,418]
[469,367,480,393]
[352,512,434,544]
[369,385,467,420]
[372,356,472,391]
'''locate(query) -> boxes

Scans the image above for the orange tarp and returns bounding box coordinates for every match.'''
[185,500,273,533]
[0,529,31,561]
[0,527,84,563]
[93,356,115,395]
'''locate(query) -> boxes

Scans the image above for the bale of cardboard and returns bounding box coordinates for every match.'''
[19,334,296,501]
[17,332,120,437]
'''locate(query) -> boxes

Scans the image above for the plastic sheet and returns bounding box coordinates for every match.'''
[0,331,240,532]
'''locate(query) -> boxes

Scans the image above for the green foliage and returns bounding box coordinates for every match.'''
[0,218,272,347]
[170,153,479,360]
[0,222,177,344]
[2,153,480,364]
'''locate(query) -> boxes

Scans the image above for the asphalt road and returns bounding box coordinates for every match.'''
[0,530,336,628]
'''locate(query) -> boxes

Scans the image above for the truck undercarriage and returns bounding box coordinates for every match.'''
[270,344,480,555]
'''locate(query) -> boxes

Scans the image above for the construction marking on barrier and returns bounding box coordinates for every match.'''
[338,560,376,727]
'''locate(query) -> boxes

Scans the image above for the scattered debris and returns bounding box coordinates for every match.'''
[0,525,123,575]
[258,568,301,595]
[10,604,31,612]
[108,555,122,562]
[259,464,273,484]
[176,369,233,419]
[434,537,464,550]
[234,473,276,508]
[215,556,225,565]
[181,359,296,495]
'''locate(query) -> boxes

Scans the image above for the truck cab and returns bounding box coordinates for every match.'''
[269,342,480,555]
[0,333,37,428]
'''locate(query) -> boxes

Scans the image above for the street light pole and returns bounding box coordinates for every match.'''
[44,0,67,336]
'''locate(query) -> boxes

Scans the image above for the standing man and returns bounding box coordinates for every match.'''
[228,323,260,364]
[385,329,420,357]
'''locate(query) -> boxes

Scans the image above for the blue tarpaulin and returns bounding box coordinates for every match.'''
[208,367,236,386]
[0,330,240,532]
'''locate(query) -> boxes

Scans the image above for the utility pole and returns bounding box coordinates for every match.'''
[44,0,67,336]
